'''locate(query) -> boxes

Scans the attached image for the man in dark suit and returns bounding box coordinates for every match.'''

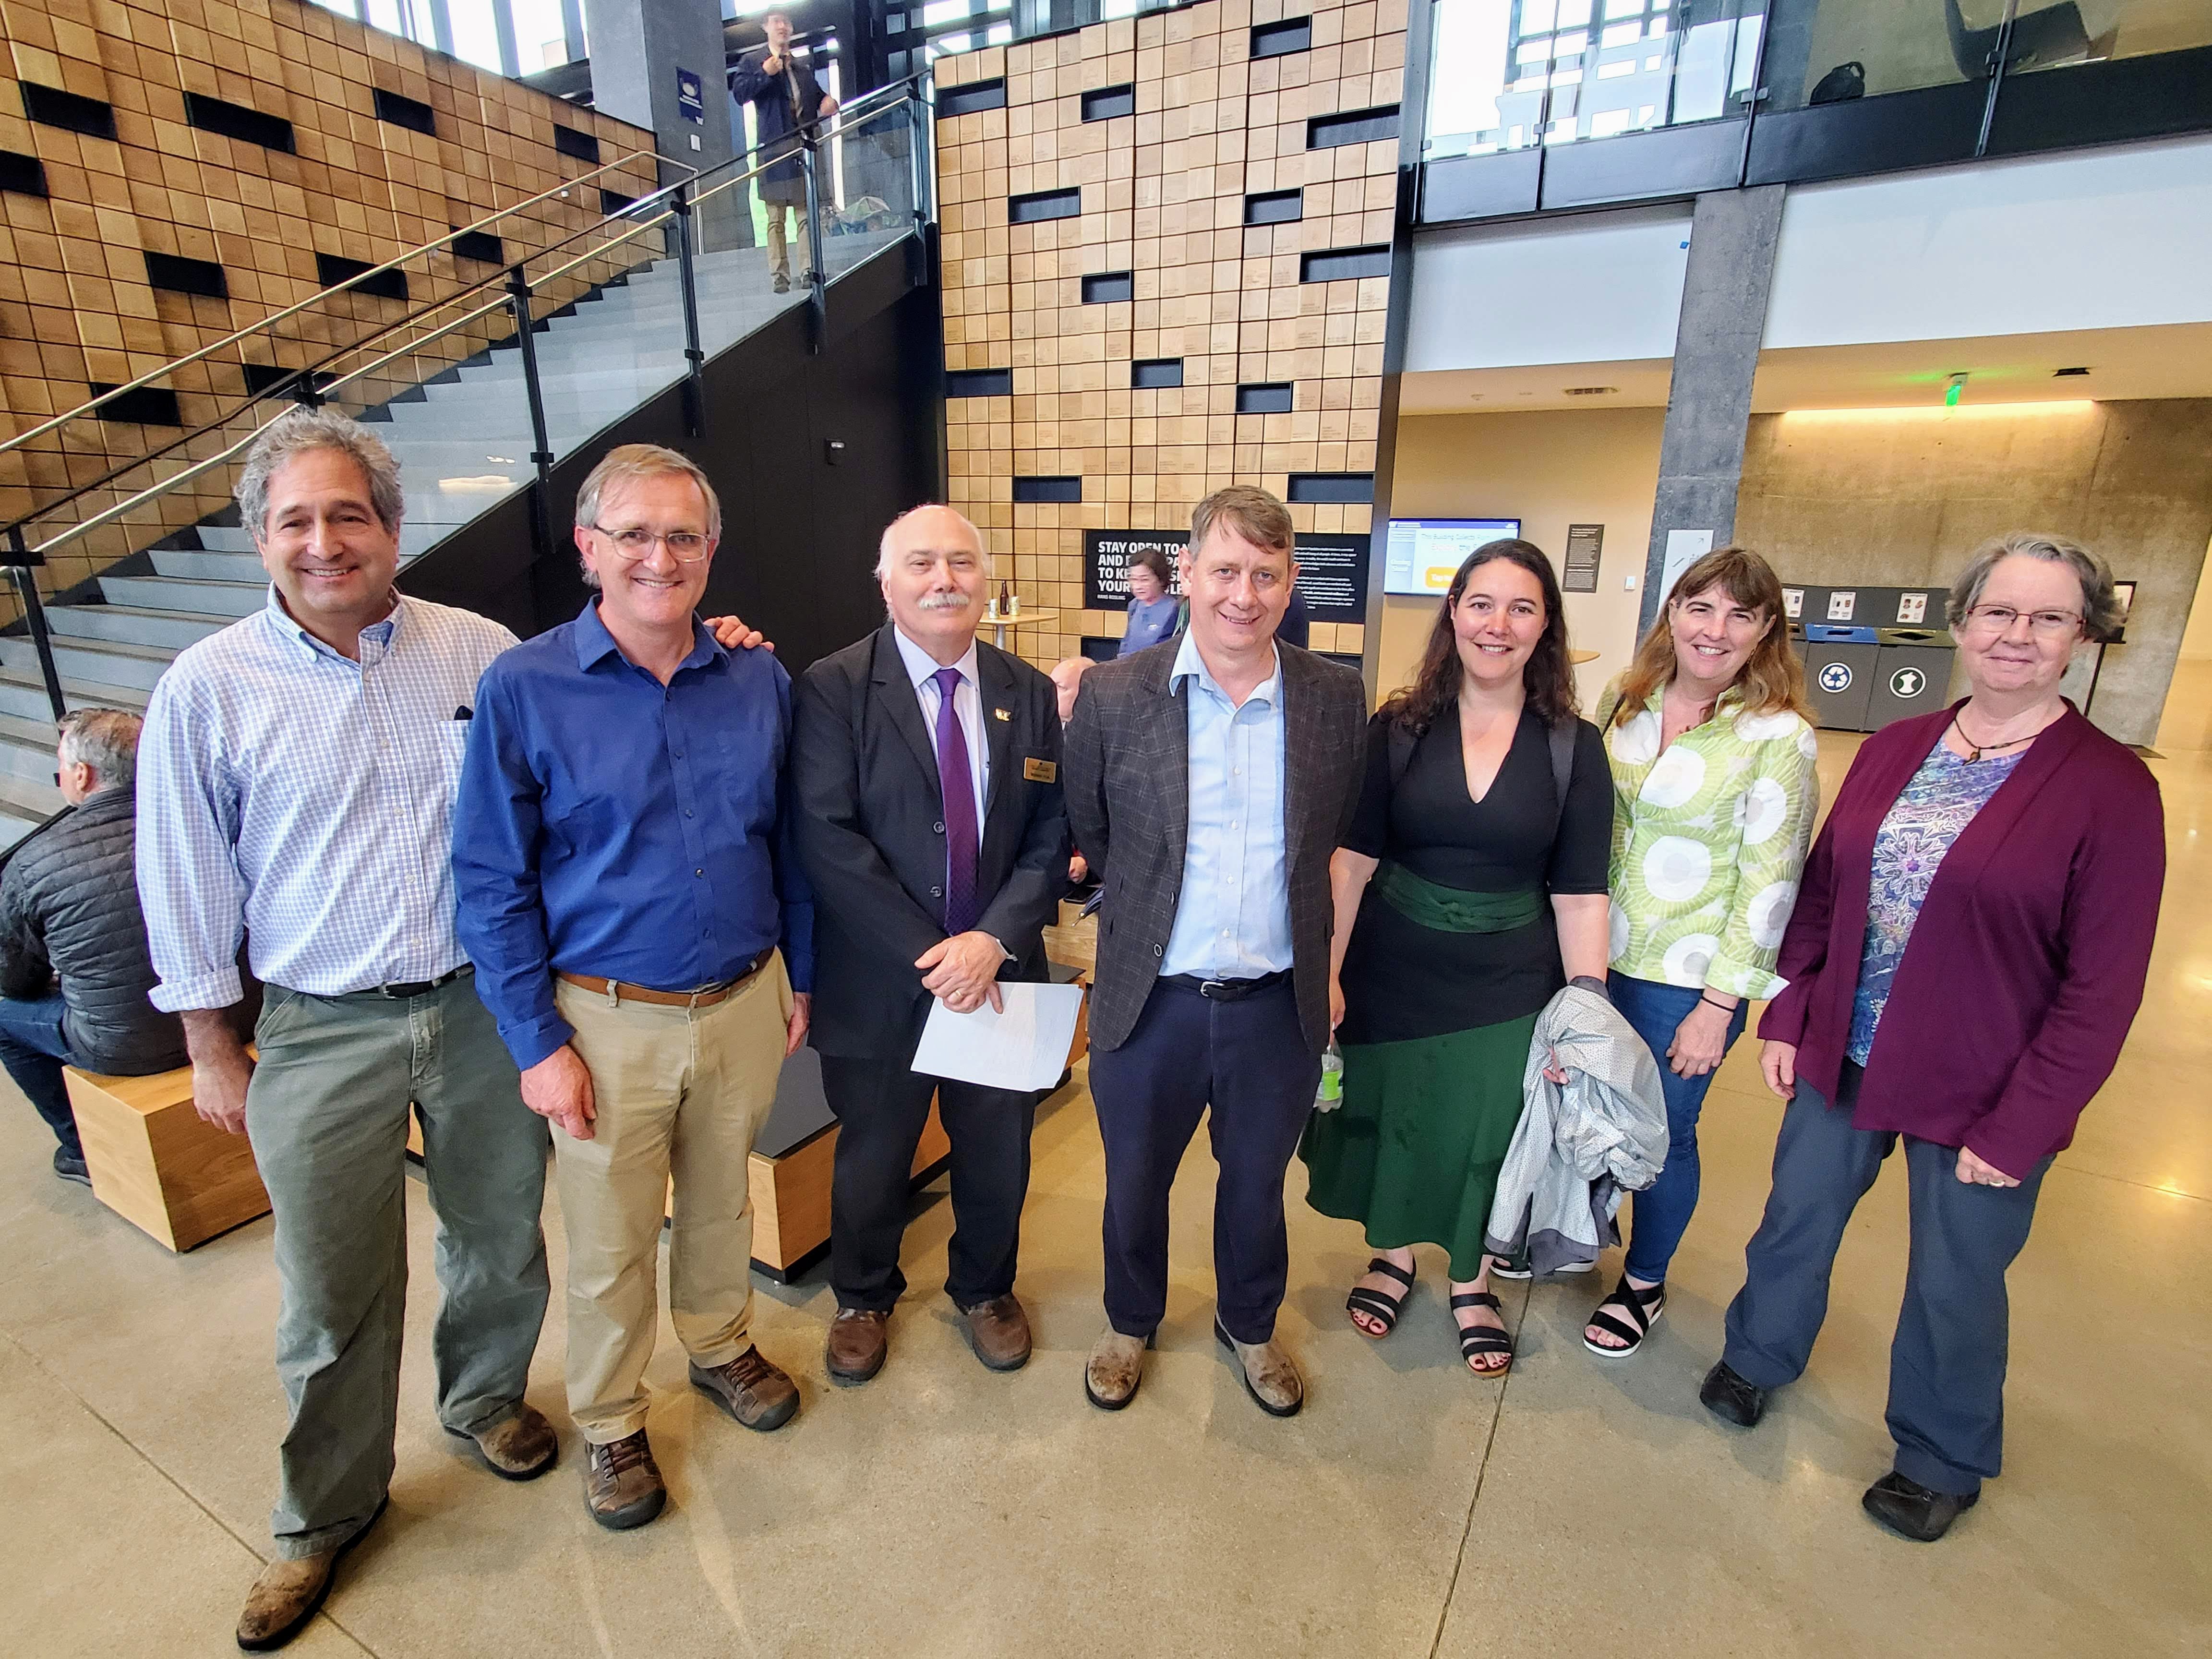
[1064,486,1367,1417]
[793,505,1069,1383]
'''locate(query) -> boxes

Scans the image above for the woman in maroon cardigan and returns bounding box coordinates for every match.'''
[1698,532,2164,1543]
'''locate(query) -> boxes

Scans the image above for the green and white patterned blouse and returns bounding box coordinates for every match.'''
[1599,678,1821,1001]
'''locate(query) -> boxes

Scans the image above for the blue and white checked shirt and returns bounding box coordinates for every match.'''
[137,588,518,1009]
[1158,628,1294,980]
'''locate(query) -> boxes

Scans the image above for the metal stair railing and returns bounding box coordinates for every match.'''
[0,77,935,722]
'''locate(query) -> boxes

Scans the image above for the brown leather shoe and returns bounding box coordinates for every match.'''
[1084,1326,1149,1410]
[1215,1318,1303,1417]
[235,1501,383,1651]
[446,1400,558,1480]
[959,1293,1033,1372]
[826,1307,890,1384]
[583,1431,666,1531]
[691,1345,800,1431]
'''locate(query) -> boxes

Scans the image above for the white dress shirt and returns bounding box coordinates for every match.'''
[137,588,518,1008]
[891,624,989,823]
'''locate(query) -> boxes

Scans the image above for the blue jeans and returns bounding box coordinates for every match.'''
[0,993,80,1159]
[1611,973,1745,1284]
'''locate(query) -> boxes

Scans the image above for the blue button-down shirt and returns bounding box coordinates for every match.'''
[139,588,517,1009]
[1158,629,1293,979]
[453,600,814,1070]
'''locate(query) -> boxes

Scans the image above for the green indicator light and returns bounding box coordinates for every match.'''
[1945,381,1962,408]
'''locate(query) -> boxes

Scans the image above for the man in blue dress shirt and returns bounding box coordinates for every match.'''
[454,445,813,1533]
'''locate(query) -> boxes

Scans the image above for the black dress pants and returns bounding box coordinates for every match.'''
[820,1054,1039,1312]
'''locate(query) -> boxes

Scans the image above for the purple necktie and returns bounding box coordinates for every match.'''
[932,666,979,935]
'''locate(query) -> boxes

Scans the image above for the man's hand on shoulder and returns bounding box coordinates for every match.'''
[915,931,1010,1014]
[705,613,772,652]
[520,1044,597,1140]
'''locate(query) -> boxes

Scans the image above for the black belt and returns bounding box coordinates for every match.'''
[1163,969,1292,1001]
[374,965,473,999]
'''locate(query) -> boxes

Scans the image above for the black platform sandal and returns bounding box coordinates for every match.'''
[1583,1277,1665,1359]
[1451,1290,1513,1377]
[1346,1256,1415,1338]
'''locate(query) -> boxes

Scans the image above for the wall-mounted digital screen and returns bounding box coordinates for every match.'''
[1383,518,1522,597]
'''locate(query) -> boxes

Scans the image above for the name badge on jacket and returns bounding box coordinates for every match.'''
[1023,757,1057,783]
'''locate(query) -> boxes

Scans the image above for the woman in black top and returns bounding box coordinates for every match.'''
[1300,541,1613,1375]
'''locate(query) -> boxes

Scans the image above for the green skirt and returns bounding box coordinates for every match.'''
[1298,1014,1536,1282]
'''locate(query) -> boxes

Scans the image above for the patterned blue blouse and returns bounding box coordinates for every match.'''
[1847,742,2025,1064]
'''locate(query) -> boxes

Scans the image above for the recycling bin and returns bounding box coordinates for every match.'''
[1866,627,1956,730]
[1801,624,1878,731]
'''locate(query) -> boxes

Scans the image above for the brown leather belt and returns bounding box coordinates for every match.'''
[557,950,770,1009]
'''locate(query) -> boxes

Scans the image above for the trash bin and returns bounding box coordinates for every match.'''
[1867,627,1956,731]
[1802,624,1878,731]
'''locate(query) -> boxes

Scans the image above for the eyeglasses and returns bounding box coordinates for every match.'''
[589,524,710,562]
[1960,604,2082,637]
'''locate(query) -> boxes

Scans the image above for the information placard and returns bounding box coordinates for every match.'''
[1563,523,1603,593]
[1083,529,1371,623]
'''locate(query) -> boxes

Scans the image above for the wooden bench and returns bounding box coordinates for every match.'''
[64,1063,270,1252]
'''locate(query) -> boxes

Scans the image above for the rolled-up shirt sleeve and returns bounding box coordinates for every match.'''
[452,667,570,1070]
[137,676,249,1012]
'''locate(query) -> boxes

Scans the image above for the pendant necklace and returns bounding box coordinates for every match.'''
[1949,706,2046,763]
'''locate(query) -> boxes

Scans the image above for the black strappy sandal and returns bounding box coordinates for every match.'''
[1452,1290,1514,1377]
[1346,1256,1415,1338]
[1583,1277,1665,1359]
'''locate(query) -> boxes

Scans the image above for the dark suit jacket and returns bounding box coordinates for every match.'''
[1063,637,1367,1057]
[793,625,1070,1059]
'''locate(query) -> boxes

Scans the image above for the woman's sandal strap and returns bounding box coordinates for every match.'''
[1586,1279,1664,1349]
[1585,1307,1647,1347]
[1364,1255,1416,1288]
[1449,1291,1502,1311]
[1346,1287,1404,1332]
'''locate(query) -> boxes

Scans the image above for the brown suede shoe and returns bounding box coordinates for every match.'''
[446,1400,558,1480]
[691,1345,800,1431]
[1215,1319,1304,1417]
[826,1307,890,1384]
[583,1431,666,1531]
[235,1500,384,1651]
[959,1293,1033,1372]
[1084,1327,1149,1410]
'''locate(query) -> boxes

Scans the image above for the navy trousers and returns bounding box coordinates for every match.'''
[1088,976,1322,1345]
[1722,1067,2049,1497]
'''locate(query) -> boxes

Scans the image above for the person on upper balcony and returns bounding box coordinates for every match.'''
[730,8,840,296]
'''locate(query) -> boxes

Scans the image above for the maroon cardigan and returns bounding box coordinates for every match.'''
[1759,701,2164,1179]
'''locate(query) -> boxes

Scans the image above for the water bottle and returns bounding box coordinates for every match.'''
[1315,1040,1344,1112]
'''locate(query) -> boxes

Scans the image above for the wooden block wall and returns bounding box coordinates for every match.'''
[935,0,1404,667]
[0,0,657,606]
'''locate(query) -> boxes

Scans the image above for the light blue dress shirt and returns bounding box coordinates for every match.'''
[1159,629,1293,980]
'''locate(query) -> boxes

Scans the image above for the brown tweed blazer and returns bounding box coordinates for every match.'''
[1063,637,1368,1056]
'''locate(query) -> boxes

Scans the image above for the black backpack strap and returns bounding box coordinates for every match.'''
[1549,719,1577,839]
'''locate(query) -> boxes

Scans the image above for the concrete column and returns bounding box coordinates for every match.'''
[582,0,737,186]
[1639,183,1785,631]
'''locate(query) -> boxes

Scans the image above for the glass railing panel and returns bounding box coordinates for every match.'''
[1760,0,1986,110]
[2003,0,2212,72]
[818,102,922,285]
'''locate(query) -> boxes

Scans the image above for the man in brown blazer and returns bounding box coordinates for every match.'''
[1063,486,1367,1416]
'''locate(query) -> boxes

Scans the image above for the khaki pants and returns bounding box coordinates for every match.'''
[551,955,791,1444]
[764,202,810,283]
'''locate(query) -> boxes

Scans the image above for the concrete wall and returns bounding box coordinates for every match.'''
[1381,407,1663,708]
[1734,399,2212,745]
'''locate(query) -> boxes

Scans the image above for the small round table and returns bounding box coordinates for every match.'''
[1570,649,1599,665]
[985,606,1060,650]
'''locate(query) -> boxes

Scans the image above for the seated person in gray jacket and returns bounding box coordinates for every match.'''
[0,709,186,1184]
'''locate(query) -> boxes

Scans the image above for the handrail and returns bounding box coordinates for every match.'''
[0,146,683,462]
[2,77,934,568]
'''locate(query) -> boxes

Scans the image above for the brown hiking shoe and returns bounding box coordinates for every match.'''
[235,1501,383,1651]
[583,1431,666,1531]
[826,1307,890,1384]
[1084,1327,1148,1410]
[690,1345,800,1431]
[959,1293,1033,1371]
[447,1400,558,1479]
[1215,1319,1304,1417]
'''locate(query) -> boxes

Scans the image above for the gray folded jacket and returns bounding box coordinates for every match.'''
[1484,983,1669,1276]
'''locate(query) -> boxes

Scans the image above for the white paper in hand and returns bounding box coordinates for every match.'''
[912,982,1086,1092]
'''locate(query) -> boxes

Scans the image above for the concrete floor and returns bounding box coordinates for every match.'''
[5,737,2210,1657]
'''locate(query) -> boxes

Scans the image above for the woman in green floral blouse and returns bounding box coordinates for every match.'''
[1582,547,1820,1359]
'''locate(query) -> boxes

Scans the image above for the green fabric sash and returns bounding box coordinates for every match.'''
[1371,863,1542,934]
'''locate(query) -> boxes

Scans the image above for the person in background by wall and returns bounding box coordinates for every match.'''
[1301,540,1612,1378]
[0,709,186,1186]
[730,8,840,295]
[793,505,1068,1385]
[1065,486,1368,1417]
[454,445,813,1535]
[1703,531,2163,1544]
[137,409,556,1651]
[1580,548,1819,1360]
[1118,545,1179,658]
